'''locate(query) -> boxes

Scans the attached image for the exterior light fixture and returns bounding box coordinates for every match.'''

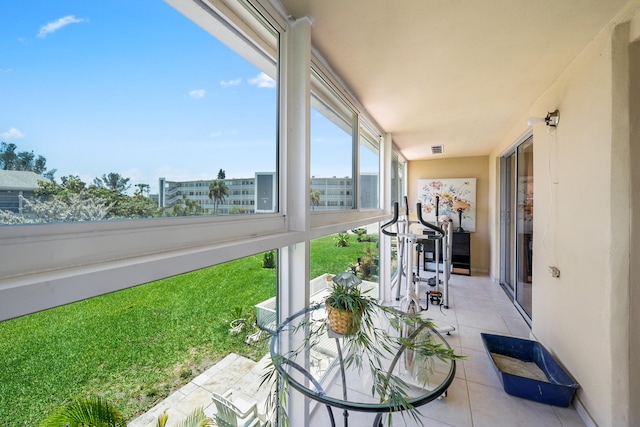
[527,109,560,127]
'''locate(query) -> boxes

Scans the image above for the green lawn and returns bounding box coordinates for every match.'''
[0,233,378,426]
[311,232,378,279]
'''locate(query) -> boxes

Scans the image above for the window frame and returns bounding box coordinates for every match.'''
[308,60,386,230]
[0,0,289,321]
[358,120,382,210]
[310,69,358,213]
[0,0,392,323]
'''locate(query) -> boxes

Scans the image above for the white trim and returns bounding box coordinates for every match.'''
[574,397,598,427]
[280,16,312,427]
[380,133,394,303]
[0,214,286,281]
[310,51,384,137]
[166,0,278,75]
[311,71,355,133]
[309,211,387,240]
[499,128,533,158]
[0,0,395,328]
[0,229,303,321]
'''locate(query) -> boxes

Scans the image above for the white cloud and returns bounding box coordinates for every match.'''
[248,72,276,88]
[0,68,13,73]
[189,89,206,99]
[220,78,242,87]
[38,15,85,38]
[208,131,223,138]
[1,127,25,141]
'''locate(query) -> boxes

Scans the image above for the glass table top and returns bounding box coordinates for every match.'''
[270,303,457,415]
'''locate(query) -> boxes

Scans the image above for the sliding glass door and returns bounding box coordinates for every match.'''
[515,138,534,317]
[500,135,534,321]
[500,152,516,294]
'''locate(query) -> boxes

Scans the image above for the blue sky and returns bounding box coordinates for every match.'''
[0,1,374,194]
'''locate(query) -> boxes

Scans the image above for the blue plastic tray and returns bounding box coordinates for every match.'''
[480,333,579,407]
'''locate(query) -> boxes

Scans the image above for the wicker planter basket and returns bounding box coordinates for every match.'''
[326,304,359,335]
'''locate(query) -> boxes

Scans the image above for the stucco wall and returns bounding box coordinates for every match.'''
[407,156,490,274]
[487,16,637,426]
[628,33,640,427]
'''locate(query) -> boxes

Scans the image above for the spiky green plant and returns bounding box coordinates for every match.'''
[40,396,126,427]
[262,250,276,269]
[325,272,373,312]
[156,407,213,427]
[333,233,350,247]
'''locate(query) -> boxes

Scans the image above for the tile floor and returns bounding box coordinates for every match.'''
[308,274,586,427]
[129,274,586,427]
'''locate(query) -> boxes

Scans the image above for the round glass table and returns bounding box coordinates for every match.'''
[270,304,457,427]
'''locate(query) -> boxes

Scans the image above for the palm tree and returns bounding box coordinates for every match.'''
[42,397,212,427]
[208,179,229,214]
[41,396,126,427]
[310,189,320,210]
[93,173,131,195]
[134,183,151,197]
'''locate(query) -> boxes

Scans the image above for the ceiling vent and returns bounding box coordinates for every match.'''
[430,145,444,155]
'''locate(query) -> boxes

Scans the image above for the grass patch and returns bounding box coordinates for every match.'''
[0,233,377,426]
[310,233,378,279]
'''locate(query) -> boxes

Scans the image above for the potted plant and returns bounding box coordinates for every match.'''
[261,267,465,427]
[264,290,464,427]
[324,272,374,335]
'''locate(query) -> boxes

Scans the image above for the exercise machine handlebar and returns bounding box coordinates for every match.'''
[416,202,445,238]
[381,198,446,238]
[381,196,410,236]
[381,201,399,237]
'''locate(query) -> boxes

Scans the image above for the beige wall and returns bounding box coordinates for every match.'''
[408,7,640,425]
[486,11,640,426]
[627,30,640,427]
[407,156,490,273]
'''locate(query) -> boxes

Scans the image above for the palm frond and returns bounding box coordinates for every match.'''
[41,396,126,427]
[172,407,213,427]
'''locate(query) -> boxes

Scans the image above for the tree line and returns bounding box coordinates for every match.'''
[0,143,234,223]
[1,142,56,180]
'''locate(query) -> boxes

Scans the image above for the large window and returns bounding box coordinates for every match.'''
[0,253,276,424]
[310,72,355,211]
[310,230,380,288]
[391,150,406,205]
[0,0,390,339]
[0,0,278,224]
[0,0,287,322]
[389,150,405,284]
[359,122,380,209]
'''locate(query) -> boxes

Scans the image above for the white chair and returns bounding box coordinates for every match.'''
[211,390,262,427]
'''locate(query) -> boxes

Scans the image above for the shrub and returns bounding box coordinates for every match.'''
[334,233,350,247]
[262,250,276,268]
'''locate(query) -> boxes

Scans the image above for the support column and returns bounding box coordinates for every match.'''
[278,16,312,427]
[379,133,393,303]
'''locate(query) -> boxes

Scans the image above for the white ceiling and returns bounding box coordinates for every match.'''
[277,0,630,160]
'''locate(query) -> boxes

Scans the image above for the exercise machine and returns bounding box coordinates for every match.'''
[381,198,452,312]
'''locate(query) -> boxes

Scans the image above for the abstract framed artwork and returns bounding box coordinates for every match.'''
[418,178,477,232]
